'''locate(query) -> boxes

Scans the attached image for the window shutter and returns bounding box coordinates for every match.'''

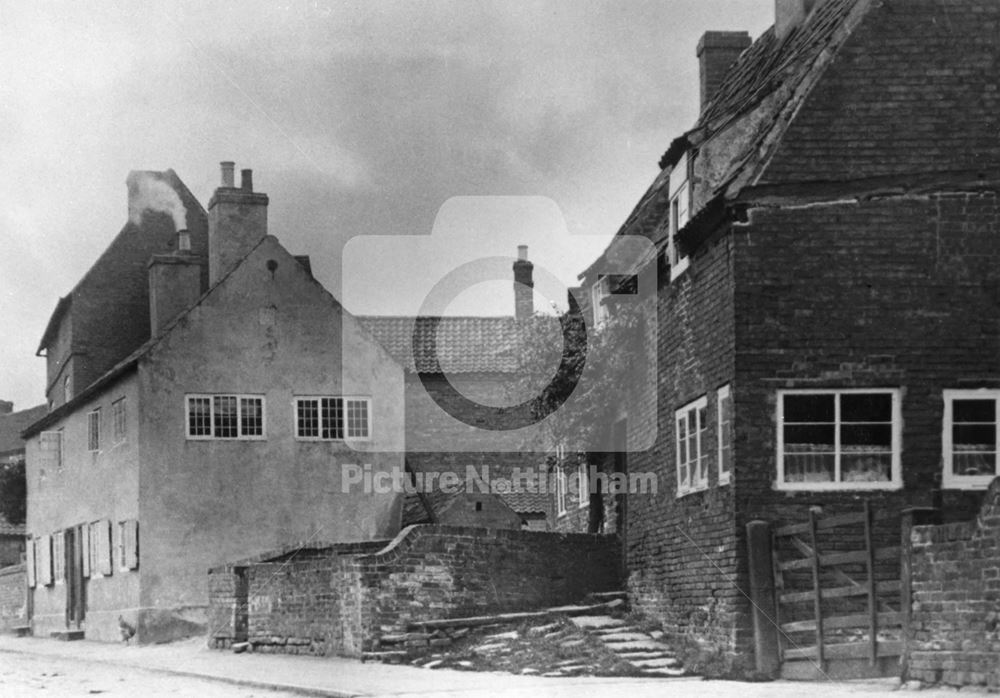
[123,520,139,570]
[81,525,91,578]
[97,520,113,576]
[26,538,36,588]
[39,534,52,586]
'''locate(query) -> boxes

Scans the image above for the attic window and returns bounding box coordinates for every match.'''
[667,151,691,280]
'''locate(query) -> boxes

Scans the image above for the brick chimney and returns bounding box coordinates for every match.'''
[697,31,751,109]
[0,400,13,415]
[208,162,269,285]
[513,245,534,320]
[148,244,204,335]
[776,0,819,40]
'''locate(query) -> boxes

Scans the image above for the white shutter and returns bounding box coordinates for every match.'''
[81,525,91,578]
[38,535,52,586]
[97,520,113,576]
[26,538,36,588]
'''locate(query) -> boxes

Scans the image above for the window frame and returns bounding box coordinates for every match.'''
[556,466,568,517]
[590,277,610,327]
[577,461,589,509]
[87,408,101,452]
[776,388,902,491]
[676,395,709,497]
[941,388,1000,490]
[718,385,733,486]
[667,151,691,280]
[111,397,127,445]
[293,396,372,442]
[39,430,63,470]
[185,394,266,441]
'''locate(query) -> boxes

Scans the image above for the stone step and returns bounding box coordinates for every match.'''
[641,666,686,677]
[570,615,627,630]
[9,626,31,638]
[50,630,84,641]
[587,590,629,602]
[630,656,682,669]
[599,632,652,643]
[605,639,673,653]
[593,625,637,635]
[361,650,409,663]
[617,650,674,660]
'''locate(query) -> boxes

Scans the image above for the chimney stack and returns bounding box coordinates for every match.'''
[0,400,13,415]
[776,0,818,40]
[513,245,534,320]
[148,252,203,335]
[697,31,751,110]
[208,161,269,285]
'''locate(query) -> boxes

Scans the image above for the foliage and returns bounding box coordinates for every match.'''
[0,458,26,525]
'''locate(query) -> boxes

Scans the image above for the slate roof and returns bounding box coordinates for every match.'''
[498,489,551,515]
[359,316,557,374]
[0,405,47,459]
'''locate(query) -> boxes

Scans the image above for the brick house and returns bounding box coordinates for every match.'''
[578,0,1000,674]
[22,164,405,643]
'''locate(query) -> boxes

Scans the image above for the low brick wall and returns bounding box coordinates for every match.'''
[208,526,621,657]
[905,478,1000,690]
[0,564,27,630]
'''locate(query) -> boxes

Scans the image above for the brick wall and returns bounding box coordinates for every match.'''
[208,526,620,657]
[905,478,1000,690]
[0,564,26,630]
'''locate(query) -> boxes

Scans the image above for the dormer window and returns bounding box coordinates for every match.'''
[668,151,691,279]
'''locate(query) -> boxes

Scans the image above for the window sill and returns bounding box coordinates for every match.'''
[941,476,995,490]
[719,474,731,487]
[669,258,690,282]
[774,481,903,492]
[676,483,709,499]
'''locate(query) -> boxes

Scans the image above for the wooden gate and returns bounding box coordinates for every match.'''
[770,502,903,680]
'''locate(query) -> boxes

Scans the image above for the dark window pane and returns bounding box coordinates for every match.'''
[953,424,996,450]
[841,393,892,422]
[214,396,238,438]
[784,394,834,422]
[841,424,892,447]
[784,453,834,483]
[841,453,892,482]
[953,452,997,476]
[784,424,835,449]
[953,399,996,423]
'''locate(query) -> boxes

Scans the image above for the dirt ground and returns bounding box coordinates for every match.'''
[0,651,298,698]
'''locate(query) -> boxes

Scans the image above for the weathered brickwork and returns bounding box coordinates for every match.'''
[906,478,1000,690]
[208,526,620,658]
[0,564,26,630]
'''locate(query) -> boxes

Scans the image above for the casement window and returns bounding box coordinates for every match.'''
[112,397,127,445]
[942,389,999,490]
[186,394,265,440]
[667,151,691,279]
[39,431,63,470]
[88,520,113,577]
[294,397,370,440]
[676,396,709,496]
[119,519,139,571]
[777,389,901,490]
[591,277,610,327]
[556,467,568,516]
[87,409,101,452]
[577,462,589,508]
[718,385,733,486]
[52,531,66,584]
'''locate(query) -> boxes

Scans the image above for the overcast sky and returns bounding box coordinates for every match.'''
[0,0,773,410]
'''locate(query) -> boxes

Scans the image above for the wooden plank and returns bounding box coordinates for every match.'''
[781,611,902,634]
[783,640,903,661]
[864,501,878,666]
[809,508,825,668]
[774,508,897,538]
[780,580,902,605]
[778,546,901,571]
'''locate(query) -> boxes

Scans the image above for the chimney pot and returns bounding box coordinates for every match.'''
[513,248,534,320]
[518,244,528,261]
[697,31,752,110]
[220,161,235,188]
[0,400,13,415]
[241,169,253,192]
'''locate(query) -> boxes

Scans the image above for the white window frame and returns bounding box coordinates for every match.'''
[718,385,733,486]
[776,388,902,491]
[942,389,1000,490]
[111,397,127,445]
[185,394,266,440]
[676,396,709,497]
[87,408,101,452]
[293,396,371,441]
[591,277,610,327]
[577,462,589,509]
[668,151,691,281]
[556,466,567,516]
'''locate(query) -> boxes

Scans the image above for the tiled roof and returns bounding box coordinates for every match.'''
[498,489,551,515]
[0,405,47,458]
[360,316,557,374]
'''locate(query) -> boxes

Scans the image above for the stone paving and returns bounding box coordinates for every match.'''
[569,614,685,677]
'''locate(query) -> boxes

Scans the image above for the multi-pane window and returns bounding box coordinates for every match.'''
[676,396,708,496]
[718,385,733,485]
[777,389,901,490]
[942,389,999,489]
[556,467,567,516]
[186,395,265,439]
[577,462,589,508]
[591,277,610,327]
[112,398,127,444]
[87,409,101,452]
[295,397,370,440]
[668,151,691,279]
[39,431,63,469]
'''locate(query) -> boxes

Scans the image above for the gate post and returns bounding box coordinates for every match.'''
[747,520,780,677]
